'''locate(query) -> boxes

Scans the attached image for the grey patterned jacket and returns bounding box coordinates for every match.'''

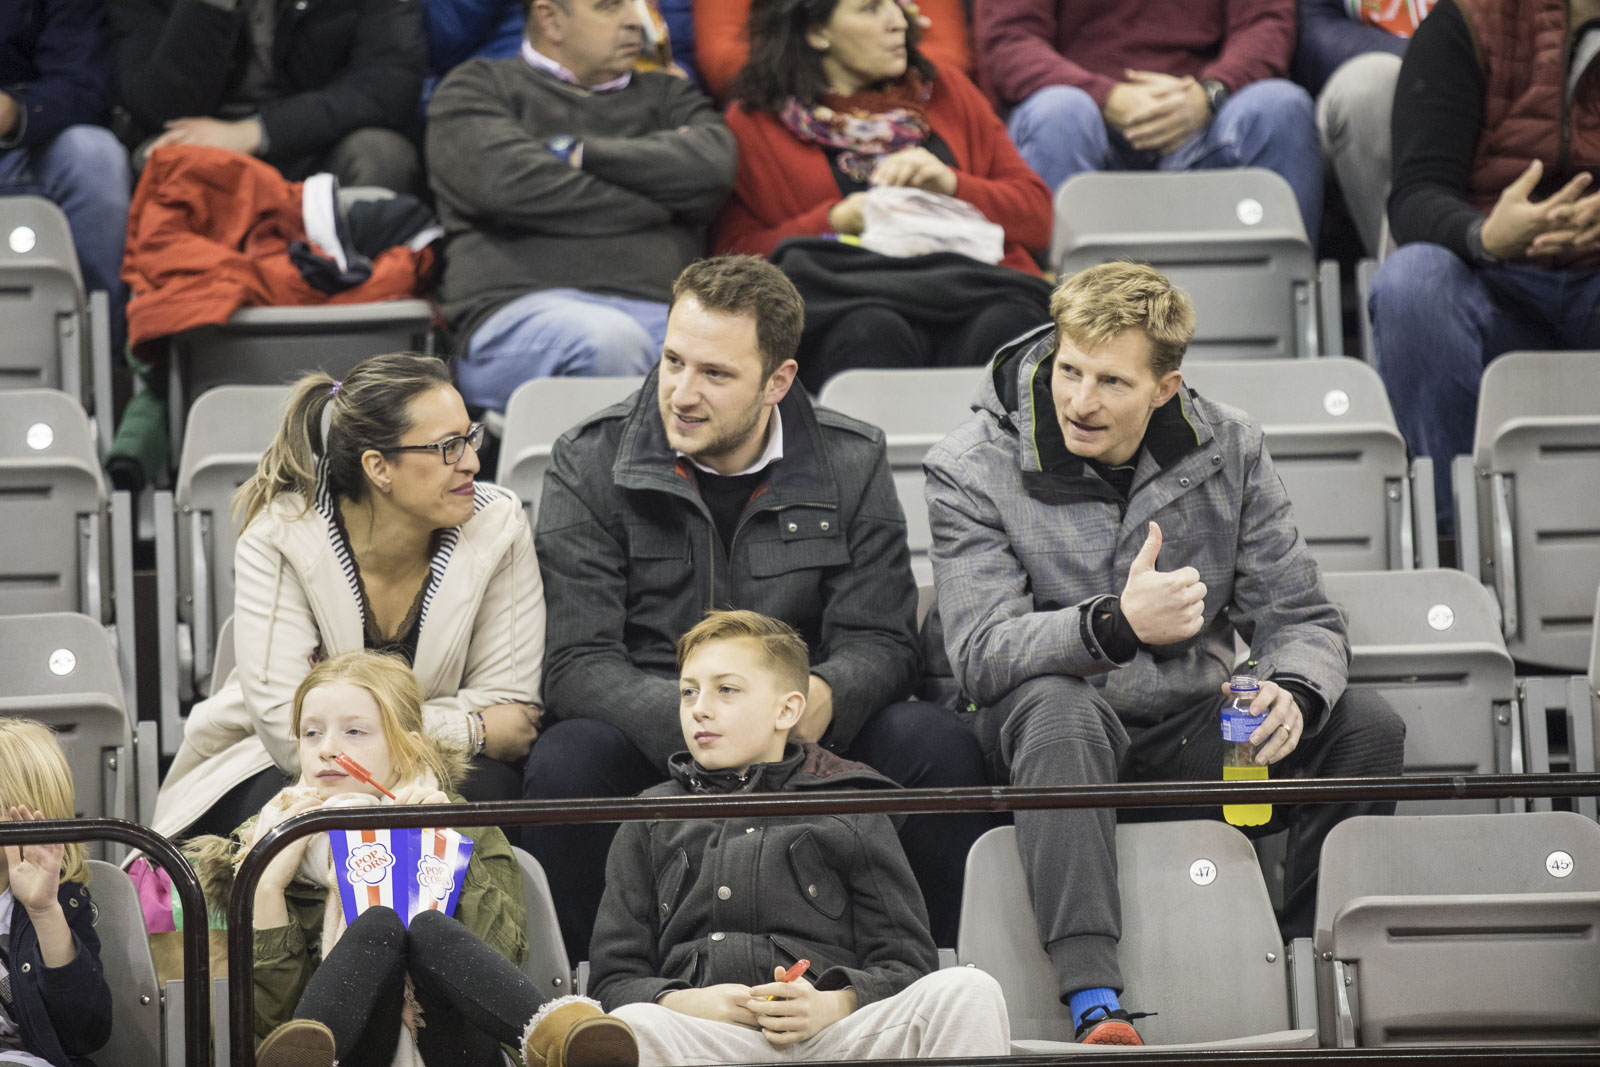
[923,325,1349,727]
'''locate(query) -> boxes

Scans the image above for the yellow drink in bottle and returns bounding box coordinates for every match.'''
[1221,675,1272,827]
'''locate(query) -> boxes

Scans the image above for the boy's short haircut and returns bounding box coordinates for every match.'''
[677,609,811,695]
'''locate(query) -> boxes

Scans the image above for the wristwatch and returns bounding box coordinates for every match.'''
[546,134,580,165]
[1200,78,1231,115]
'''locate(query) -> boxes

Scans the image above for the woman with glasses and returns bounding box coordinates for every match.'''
[151,352,545,841]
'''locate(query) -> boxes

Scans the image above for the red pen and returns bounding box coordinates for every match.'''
[765,959,810,1000]
[333,753,396,799]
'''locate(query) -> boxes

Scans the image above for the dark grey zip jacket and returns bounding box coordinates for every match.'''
[535,367,920,769]
[588,743,938,1011]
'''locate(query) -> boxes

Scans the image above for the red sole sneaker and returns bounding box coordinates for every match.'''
[1078,1019,1144,1046]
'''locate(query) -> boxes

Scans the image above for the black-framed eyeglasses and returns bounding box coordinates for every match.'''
[384,423,485,465]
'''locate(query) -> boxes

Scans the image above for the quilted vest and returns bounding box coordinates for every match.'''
[1457,0,1600,213]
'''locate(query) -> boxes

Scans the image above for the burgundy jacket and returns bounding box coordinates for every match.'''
[977,0,1295,107]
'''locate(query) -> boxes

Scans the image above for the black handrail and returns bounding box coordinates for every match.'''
[230,772,1600,1066]
[0,818,211,1067]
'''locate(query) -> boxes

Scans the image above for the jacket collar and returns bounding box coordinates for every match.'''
[667,742,899,794]
[613,365,840,512]
[978,325,1213,501]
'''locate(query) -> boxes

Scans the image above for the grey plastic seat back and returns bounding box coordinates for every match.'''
[167,301,434,457]
[1183,358,1415,572]
[84,859,163,1067]
[1052,169,1318,359]
[1316,813,1600,1046]
[957,823,1314,1051]
[497,376,644,529]
[1466,351,1600,670]
[0,389,110,621]
[1323,569,1517,815]
[0,195,87,394]
[174,385,288,695]
[817,367,984,586]
[510,846,576,1004]
[0,612,130,827]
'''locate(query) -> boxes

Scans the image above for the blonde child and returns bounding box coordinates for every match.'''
[192,651,620,1067]
[0,718,113,1067]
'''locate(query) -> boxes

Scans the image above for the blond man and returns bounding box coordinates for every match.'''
[924,261,1404,1045]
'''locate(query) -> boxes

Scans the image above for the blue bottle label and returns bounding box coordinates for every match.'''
[1221,708,1267,743]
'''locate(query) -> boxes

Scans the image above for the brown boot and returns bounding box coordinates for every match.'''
[257,1018,337,1067]
[522,996,638,1067]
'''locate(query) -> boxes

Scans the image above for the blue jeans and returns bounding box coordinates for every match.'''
[0,125,131,355]
[1368,242,1600,531]
[1006,79,1324,245]
[457,287,668,412]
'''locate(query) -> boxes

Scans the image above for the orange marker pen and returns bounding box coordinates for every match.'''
[765,959,810,1000]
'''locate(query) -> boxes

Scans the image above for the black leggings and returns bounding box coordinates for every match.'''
[798,299,1046,394]
[292,906,540,1066]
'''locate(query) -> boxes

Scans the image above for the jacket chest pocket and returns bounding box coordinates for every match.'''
[748,509,850,577]
[787,831,847,920]
[655,847,690,925]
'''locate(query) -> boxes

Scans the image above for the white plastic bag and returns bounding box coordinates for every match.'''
[859,186,1006,264]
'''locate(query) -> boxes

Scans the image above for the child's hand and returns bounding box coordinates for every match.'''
[748,967,857,1045]
[3,806,64,914]
[257,795,325,892]
[389,783,449,807]
[657,985,759,1029]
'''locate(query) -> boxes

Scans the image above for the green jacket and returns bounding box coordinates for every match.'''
[252,820,527,1037]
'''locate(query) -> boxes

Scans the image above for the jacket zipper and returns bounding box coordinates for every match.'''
[716,499,831,608]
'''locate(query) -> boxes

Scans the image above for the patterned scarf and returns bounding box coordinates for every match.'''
[779,73,934,183]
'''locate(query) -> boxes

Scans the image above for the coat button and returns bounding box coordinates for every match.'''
[745,827,755,834]
[1179,477,1191,487]
[659,902,669,916]
[710,931,725,941]
[717,886,732,900]
[807,884,818,897]
[1212,455,1223,465]
[787,522,798,533]
[19,963,29,973]
[819,521,830,531]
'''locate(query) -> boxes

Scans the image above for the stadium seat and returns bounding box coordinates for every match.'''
[1051,169,1340,360]
[0,612,136,837]
[1453,351,1600,670]
[0,196,115,453]
[816,366,982,585]
[496,376,643,529]
[1183,358,1438,572]
[1315,813,1600,1047]
[511,846,578,1003]
[0,389,138,711]
[957,823,1317,1052]
[154,385,286,755]
[84,859,163,1067]
[1323,569,1519,815]
[164,301,434,459]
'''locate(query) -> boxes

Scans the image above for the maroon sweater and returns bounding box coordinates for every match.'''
[977,0,1295,107]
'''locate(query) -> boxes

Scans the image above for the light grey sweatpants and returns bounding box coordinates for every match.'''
[1318,51,1404,257]
[611,969,1011,1065]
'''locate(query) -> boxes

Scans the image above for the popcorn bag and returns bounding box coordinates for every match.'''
[329,826,474,926]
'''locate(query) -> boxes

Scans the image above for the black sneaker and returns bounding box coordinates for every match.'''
[1074,1005,1155,1046]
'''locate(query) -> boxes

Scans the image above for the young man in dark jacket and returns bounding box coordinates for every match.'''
[107,0,426,194]
[579,609,1008,1065]
[525,255,989,960]
[0,0,130,354]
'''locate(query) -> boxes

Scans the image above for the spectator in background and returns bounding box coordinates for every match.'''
[714,0,1051,392]
[526,256,990,960]
[107,0,427,196]
[427,0,735,414]
[979,0,1324,241]
[0,0,130,355]
[695,0,971,101]
[1295,0,1433,256]
[421,0,699,111]
[1369,0,1600,532]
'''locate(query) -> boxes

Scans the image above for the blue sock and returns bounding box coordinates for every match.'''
[1069,987,1122,1028]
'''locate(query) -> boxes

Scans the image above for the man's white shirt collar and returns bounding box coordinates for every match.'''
[521,39,633,92]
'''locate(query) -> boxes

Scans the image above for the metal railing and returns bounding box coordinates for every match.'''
[229,773,1600,1067]
[0,817,211,1067]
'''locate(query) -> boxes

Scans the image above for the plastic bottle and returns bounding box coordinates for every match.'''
[1220,674,1271,827]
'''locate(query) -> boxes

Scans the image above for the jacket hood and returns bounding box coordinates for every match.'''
[666,742,900,795]
[975,322,1215,492]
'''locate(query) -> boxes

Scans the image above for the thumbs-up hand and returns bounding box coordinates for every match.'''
[1119,521,1208,645]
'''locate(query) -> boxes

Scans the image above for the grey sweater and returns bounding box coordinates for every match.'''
[426,57,736,347]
